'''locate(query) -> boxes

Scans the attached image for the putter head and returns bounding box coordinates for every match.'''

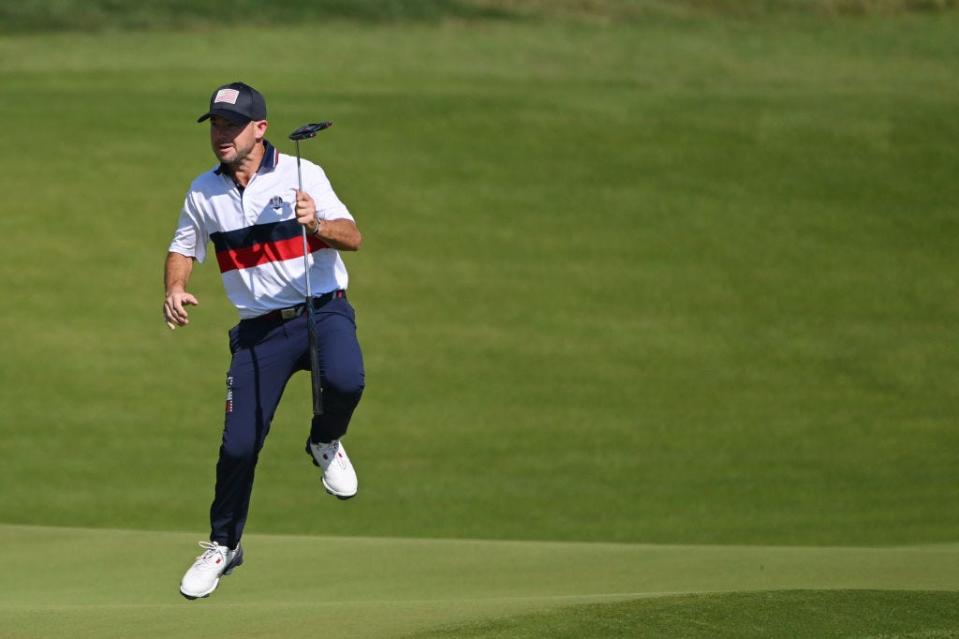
[289,122,332,141]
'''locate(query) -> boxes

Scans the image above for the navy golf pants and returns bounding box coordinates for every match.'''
[209,294,364,549]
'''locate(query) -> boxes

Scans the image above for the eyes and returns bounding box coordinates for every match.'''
[210,118,249,133]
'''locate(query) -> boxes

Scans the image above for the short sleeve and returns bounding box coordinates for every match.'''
[168,191,209,263]
[306,163,354,222]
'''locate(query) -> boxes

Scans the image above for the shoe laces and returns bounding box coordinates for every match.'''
[321,440,339,453]
[314,439,339,457]
[195,541,228,567]
[327,440,348,467]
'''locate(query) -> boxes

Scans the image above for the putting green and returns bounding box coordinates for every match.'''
[408,591,959,639]
[1,524,957,638]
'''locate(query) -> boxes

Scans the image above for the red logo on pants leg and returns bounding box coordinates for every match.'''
[225,375,234,414]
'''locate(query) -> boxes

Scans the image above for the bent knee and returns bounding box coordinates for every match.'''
[324,370,365,398]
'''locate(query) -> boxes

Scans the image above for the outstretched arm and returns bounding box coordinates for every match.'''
[163,252,200,328]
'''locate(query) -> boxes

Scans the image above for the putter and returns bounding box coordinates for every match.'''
[289,121,333,416]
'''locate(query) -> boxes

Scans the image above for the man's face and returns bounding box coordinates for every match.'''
[210,115,267,165]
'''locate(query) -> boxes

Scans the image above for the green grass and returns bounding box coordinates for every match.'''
[2,12,956,547]
[410,591,959,638]
[0,0,497,33]
[1,0,955,34]
[1,524,957,638]
[0,4,957,637]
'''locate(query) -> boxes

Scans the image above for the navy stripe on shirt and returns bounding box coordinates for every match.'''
[211,218,302,253]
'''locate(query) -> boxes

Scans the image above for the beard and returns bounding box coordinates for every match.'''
[219,139,256,168]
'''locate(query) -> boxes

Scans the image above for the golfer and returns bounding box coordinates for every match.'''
[164,82,365,600]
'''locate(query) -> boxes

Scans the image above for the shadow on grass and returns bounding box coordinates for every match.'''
[406,590,959,639]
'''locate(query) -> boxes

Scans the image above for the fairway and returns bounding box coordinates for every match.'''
[1,1,957,636]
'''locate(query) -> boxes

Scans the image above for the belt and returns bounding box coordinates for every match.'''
[245,290,346,326]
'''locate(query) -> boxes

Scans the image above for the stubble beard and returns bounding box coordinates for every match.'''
[220,139,255,170]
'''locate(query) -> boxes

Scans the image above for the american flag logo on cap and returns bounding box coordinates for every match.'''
[214,88,240,105]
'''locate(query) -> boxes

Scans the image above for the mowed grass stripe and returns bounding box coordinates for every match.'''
[1,525,958,638]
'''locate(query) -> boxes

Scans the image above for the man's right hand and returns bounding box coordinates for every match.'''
[164,290,199,328]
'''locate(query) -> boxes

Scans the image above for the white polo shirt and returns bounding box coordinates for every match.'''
[169,140,354,319]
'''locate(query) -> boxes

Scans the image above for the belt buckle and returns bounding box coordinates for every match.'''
[280,307,299,320]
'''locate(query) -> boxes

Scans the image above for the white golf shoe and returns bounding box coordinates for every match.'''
[179,541,243,600]
[305,438,358,499]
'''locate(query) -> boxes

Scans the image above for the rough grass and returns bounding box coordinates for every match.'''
[0,12,957,547]
[0,0,955,34]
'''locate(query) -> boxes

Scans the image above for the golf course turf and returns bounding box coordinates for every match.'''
[1,524,958,637]
[0,2,956,636]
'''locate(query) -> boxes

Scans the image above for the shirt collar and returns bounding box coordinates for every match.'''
[259,139,278,173]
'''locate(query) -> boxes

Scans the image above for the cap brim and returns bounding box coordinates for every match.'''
[197,108,252,124]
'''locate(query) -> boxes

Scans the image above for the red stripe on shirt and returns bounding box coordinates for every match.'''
[216,235,330,273]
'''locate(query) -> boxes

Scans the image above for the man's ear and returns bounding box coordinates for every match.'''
[253,119,268,142]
